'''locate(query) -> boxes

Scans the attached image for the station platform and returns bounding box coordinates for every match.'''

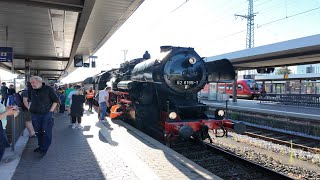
[0,109,220,180]
[202,99,320,121]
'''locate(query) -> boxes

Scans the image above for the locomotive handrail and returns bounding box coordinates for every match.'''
[258,93,320,108]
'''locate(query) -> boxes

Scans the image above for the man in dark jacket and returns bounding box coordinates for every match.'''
[1,82,8,106]
[29,76,60,156]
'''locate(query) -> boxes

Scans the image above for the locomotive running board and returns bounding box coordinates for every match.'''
[205,58,236,82]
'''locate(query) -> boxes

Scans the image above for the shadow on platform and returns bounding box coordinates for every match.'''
[11,112,106,180]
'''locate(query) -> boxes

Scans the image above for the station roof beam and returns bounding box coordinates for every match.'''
[0,0,84,12]
[0,0,144,79]
[14,55,69,61]
[207,34,320,70]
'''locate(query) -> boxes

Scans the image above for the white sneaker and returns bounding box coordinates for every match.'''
[77,124,83,129]
[72,124,76,129]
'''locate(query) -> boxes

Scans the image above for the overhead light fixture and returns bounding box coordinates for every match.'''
[58,52,63,57]
[54,31,63,41]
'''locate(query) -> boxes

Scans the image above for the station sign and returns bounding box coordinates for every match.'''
[83,63,90,68]
[0,47,13,62]
[89,55,97,68]
[74,55,98,68]
[74,55,83,67]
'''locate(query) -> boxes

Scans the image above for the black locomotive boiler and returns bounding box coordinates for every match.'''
[94,46,245,145]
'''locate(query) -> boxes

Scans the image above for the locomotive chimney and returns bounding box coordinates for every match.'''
[160,46,172,52]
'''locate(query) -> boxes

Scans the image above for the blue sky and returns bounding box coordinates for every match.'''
[1,0,320,82]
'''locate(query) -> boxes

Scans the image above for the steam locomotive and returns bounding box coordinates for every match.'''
[87,46,245,145]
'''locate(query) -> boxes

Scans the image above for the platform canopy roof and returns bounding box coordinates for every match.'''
[206,34,320,71]
[0,0,144,80]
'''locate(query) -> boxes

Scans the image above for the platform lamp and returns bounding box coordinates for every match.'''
[89,56,97,68]
[25,59,31,81]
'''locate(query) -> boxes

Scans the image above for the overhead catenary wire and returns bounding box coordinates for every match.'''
[209,1,319,46]
[225,0,248,13]
[235,0,272,15]
[257,6,320,28]
[223,5,319,41]
[223,29,247,39]
[170,0,190,13]
[255,0,300,16]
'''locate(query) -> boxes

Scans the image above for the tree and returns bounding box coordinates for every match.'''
[275,67,292,75]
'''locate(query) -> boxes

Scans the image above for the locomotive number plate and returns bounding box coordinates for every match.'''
[176,80,199,85]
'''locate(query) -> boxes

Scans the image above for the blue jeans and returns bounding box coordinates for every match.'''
[7,95,14,106]
[32,112,54,151]
[0,122,10,161]
[99,102,107,120]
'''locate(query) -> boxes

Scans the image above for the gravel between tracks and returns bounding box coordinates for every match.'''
[210,132,320,180]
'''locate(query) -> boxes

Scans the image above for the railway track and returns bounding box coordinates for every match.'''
[244,125,320,154]
[171,141,292,180]
[124,120,319,179]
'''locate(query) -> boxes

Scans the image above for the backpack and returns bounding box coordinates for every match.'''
[14,91,24,107]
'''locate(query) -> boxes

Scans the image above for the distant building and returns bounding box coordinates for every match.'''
[296,63,320,74]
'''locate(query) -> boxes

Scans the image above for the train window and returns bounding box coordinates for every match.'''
[84,77,93,84]
[245,80,259,90]
[96,76,101,84]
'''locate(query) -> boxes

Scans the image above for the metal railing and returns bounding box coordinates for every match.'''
[258,94,320,108]
[6,111,25,151]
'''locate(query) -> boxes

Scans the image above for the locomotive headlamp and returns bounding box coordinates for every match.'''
[189,57,196,64]
[169,112,177,119]
[218,110,225,117]
[214,108,225,120]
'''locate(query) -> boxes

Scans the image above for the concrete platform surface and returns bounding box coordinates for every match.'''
[203,99,320,121]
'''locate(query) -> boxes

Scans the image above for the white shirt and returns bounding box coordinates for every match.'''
[68,90,76,106]
[0,103,7,129]
[98,90,109,104]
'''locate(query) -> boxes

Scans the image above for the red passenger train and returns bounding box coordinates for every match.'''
[201,79,262,99]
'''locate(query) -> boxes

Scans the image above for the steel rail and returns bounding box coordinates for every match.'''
[205,142,293,180]
[244,126,320,154]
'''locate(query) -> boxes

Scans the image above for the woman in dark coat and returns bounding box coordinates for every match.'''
[70,89,85,129]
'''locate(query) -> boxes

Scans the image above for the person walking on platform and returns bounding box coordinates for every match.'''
[68,85,80,125]
[57,88,66,113]
[70,88,85,129]
[1,82,8,106]
[7,84,16,106]
[29,76,59,156]
[21,82,36,137]
[98,87,111,122]
[0,104,17,161]
[86,87,95,112]
[65,84,74,115]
